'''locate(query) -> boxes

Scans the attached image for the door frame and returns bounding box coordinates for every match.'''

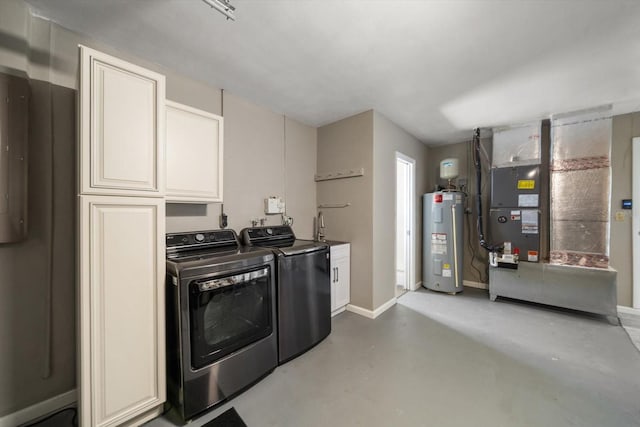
[395,152,417,292]
[633,137,639,309]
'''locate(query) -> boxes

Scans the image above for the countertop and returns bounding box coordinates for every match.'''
[321,240,350,246]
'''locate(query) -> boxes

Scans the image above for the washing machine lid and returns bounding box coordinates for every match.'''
[240,226,328,256]
[275,239,328,256]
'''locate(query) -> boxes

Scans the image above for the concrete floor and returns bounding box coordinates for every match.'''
[147,288,640,427]
[619,309,640,352]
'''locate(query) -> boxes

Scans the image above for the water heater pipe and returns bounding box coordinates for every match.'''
[451,204,460,287]
[473,128,499,252]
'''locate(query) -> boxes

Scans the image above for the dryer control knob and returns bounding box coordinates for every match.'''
[195,233,205,242]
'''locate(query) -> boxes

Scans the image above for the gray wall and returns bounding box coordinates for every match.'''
[372,112,429,307]
[284,117,318,239]
[0,76,77,417]
[318,110,430,311]
[0,0,29,77]
[218,92,317,237]
[0,0,317,417]
[0,1,77,416]
[610,113,638,307]
[317,111,374,310]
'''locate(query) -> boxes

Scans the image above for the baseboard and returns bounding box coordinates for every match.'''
[347,297,397,319]
[346,304,376,319]
[331,306,347,317]
[618,305,640,318]
[411,281,422,291]
[0,389,76,427]
[463,280,488,290]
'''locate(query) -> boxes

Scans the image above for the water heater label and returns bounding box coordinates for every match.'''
[443,269,452,277]
[517,180,536,190]
[443,194,453,201]
[431,233,448,255]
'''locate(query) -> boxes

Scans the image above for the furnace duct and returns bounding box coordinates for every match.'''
[550,108,612,268]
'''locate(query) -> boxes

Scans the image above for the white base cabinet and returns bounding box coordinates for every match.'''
[330,243,351,316]
[78,196,165,427]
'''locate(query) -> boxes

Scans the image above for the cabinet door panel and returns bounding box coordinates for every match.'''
[79,196,165,427]
[335,255,351,308]
[80,46,165,196]
[165,101,223,202]
[330,244,351,314]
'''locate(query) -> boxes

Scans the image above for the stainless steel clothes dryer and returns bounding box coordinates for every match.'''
[166,229,277,420]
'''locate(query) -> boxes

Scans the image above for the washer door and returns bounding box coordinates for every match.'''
[188,266,273,370]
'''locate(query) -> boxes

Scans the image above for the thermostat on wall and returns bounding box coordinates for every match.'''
[622,199,632,210]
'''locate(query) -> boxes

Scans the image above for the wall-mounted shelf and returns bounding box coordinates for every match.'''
[318,203,351,209]
[315,168,364,182]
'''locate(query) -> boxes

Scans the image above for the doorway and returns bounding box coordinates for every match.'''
[396,152,416,297]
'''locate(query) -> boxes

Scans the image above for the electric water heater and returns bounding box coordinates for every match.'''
[423,191,465,293]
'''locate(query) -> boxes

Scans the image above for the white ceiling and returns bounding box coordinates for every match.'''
[25,0,640,145]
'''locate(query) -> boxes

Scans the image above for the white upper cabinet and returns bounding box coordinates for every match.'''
[79,45,165,196]
[165,100,224,203]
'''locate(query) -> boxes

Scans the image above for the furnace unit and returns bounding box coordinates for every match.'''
[489,165,541,262]
[488,122,545,265]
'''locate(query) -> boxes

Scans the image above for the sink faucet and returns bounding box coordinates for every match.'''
[316,211,326,242]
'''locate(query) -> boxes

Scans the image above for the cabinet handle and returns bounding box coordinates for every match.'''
[336,267,339,282]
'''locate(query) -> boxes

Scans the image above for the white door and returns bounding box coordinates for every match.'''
[78,196,165,427]
[396,153,416,296]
